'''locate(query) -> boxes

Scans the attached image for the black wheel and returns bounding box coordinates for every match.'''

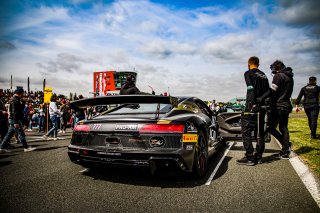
[193,131,208,178]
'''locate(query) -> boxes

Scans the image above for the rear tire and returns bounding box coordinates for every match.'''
[193,131,208,178]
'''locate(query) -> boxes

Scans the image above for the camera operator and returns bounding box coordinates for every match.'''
[295,76,319,139]
[120,75,140,95]
[268,60,294,159]
[237,56,270,166]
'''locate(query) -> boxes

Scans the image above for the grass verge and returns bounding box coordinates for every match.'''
[288,113,320,177]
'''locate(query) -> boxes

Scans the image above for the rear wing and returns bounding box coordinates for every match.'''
[70,95,179,110]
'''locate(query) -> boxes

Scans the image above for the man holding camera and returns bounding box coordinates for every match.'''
[237,56,270,166]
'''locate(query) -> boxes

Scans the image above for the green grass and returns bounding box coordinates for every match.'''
[289,114,320,177]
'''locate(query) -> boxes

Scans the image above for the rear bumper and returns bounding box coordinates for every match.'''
[68,145,195,172]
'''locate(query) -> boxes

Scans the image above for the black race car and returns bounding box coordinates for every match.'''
[217,110,271,142]
[68,95,224,178]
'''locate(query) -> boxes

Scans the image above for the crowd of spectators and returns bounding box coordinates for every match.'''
[0,88,73,135]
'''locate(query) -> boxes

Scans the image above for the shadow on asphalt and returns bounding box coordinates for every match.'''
[35,146,68,152]
[231,145,280,154]
[0,154,16,160]
[0,161,13,168]
[259,155,281,164]
[81,146,231,188]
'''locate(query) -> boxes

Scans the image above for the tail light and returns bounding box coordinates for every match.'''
[73,124,90,132]
[140,124,184,133]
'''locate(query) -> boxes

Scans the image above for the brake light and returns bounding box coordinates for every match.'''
[74,124,90,132]
[140,124,184,133]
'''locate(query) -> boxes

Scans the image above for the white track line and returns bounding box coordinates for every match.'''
[273,137,320,207]
[79,168,89,173]
[205,142,234,185]
[290,156,320,207]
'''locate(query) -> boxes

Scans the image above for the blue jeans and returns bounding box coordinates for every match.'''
[39,115,45,131]
[47,115,57,138]
[1,119,28,149]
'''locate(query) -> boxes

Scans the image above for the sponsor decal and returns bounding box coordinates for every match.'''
[92,124,102,130]
[182,134,198,143]
[157,120,171,124]
[115,124,138,130]
[149,136,165,147]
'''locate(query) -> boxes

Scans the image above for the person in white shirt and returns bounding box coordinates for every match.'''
[43,95,60,140]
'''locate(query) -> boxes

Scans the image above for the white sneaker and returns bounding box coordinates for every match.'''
[58,130,62,134]
[27,129,32,132]
[62,131,65,134]
[24,147,36,152]
[42,135,48,139]
[53,137,58,141]
[0,148,12,153]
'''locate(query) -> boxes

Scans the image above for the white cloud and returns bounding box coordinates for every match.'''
[0,0,319,102]
[140,40,195,59]
[202,33,254,63]
[4,7,69,34]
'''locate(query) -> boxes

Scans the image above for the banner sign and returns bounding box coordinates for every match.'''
[44,87,53,103]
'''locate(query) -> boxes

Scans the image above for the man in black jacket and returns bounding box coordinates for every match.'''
[295,76,319,139]
[120,75,140,95]
[0,88,36,153]
[268,60,294,159]
[237,56,270,166]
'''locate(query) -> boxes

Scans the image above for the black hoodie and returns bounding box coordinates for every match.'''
[271,67,294,110]
[295,82,320,107]
[120,80,140,95]
[8,95,24,124]
[243,68,270,112]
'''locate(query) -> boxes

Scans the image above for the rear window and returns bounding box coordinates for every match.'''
[107,103,172,114]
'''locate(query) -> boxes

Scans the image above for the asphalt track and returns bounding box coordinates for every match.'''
[0,131,319,212]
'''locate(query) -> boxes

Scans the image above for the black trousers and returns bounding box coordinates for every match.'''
[241,109,266,160]
[304,105,319,137]
[267,108,291,154]
[1,119,29,149]
[0,119,8,140]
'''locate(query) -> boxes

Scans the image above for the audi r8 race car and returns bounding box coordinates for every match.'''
[68,95,224,178]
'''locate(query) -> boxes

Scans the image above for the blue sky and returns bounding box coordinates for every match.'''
[0,0,319,101]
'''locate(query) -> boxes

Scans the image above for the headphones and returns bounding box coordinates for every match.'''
[270,60,286,74]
